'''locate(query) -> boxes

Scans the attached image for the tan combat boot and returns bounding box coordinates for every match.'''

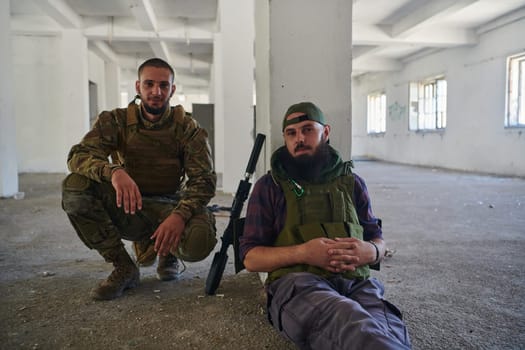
[157,254,180,281]
[91,246,140,300]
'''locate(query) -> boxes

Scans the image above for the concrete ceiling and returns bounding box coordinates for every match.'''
[9,0,525,93]
[352,0,525,76]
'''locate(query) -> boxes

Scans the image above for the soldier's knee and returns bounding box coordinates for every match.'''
[175,208,217,262]
[61,173,94,215]
[62,173,92,193]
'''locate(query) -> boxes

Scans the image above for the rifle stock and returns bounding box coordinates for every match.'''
[205,133,266,295]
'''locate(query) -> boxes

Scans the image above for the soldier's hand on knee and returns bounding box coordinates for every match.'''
[151,213,186,256]
[111,169,143,214]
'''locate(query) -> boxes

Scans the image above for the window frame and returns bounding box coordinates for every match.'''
[505,52,525,128]
[409,76,447,132]
[366,91,387,134]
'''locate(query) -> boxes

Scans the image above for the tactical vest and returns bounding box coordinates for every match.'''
[120,101,186,195]
[267,166,370,283]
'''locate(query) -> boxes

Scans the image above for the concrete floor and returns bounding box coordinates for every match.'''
[1,160,524,349]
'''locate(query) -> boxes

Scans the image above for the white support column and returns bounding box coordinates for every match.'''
[216,0,255,193]
[61,29,90,161]
[212,33,225,187]
[0,0,18,197]
[254,0,271,174]
[257,0,353,161]
[105,62,121,109]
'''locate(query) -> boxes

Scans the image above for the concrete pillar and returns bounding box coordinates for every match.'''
[256,0,353,161]
[254,0,271,172]
[105,61,121,110]
[212,33,225,186]
[216,0,255,193]
[0,0,18,197]
[61,30,90,161]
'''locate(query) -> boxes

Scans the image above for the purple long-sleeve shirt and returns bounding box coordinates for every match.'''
[239,172,383,262]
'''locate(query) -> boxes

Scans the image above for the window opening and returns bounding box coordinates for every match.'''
[409,77,447,131]
[367,92,386,134]
[506,52,525,127]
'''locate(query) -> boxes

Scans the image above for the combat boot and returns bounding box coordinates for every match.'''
[157,253,180,281]
[91,246,140,300]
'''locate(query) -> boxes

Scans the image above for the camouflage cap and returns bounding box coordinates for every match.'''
[282,101,326,131]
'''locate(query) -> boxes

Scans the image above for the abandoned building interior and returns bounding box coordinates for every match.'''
[1,0,524,349]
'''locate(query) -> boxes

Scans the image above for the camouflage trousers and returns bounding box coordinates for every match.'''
[61,173,217,262]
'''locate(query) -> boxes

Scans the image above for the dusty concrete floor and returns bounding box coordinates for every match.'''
[1,160,524,350]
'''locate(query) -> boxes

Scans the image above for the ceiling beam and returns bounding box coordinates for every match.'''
[119,52,209,70]
[352,46,382,59]
[34,0,82,29]
[352,56,403,73]
[354,23,477,47]
[389,0,478,38]
[477,6,525,34]
[89,40,119,63]
[10,15,215,44]
[401,48,442,64]
[149,41,171,61]
[83,25,214,43]
[128,0,171,62]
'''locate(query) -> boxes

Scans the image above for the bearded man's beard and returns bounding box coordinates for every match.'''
[142,100,169,116]
[280,138,331,182]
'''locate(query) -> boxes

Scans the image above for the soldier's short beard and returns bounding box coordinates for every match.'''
[142,101,169,116]
[280,139,331,182]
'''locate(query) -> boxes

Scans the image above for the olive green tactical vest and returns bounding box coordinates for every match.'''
[267,167,370,283]
[120,102,186,195]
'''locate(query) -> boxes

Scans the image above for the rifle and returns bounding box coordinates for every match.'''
[205,133,266,295]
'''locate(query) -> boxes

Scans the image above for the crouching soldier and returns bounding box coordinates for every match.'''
[62,58,217,300]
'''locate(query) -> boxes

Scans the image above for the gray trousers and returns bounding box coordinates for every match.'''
[267,272,411,350]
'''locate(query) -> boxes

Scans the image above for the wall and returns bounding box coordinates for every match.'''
[352,18,525,177]
[12,34,101,173]
[0,0,18,196]
[13,35,66,172]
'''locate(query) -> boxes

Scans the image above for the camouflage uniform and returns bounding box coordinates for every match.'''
[62,97,217,263]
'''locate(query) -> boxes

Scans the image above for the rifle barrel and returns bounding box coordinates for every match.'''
[245,134,266,175]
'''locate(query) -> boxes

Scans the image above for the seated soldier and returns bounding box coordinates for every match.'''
[239,102,411,349]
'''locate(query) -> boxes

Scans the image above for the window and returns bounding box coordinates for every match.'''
[505,52,525,127]
[409,77,447,131]
[367,92,386,133]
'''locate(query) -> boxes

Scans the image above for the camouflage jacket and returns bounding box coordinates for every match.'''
[67,97,216,222]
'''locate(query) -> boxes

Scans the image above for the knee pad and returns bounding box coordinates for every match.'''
[63,173,91,192]
[175,208,217,262]
[61,173,94,215]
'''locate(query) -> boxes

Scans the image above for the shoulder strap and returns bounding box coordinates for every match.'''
[172,104,185,124]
